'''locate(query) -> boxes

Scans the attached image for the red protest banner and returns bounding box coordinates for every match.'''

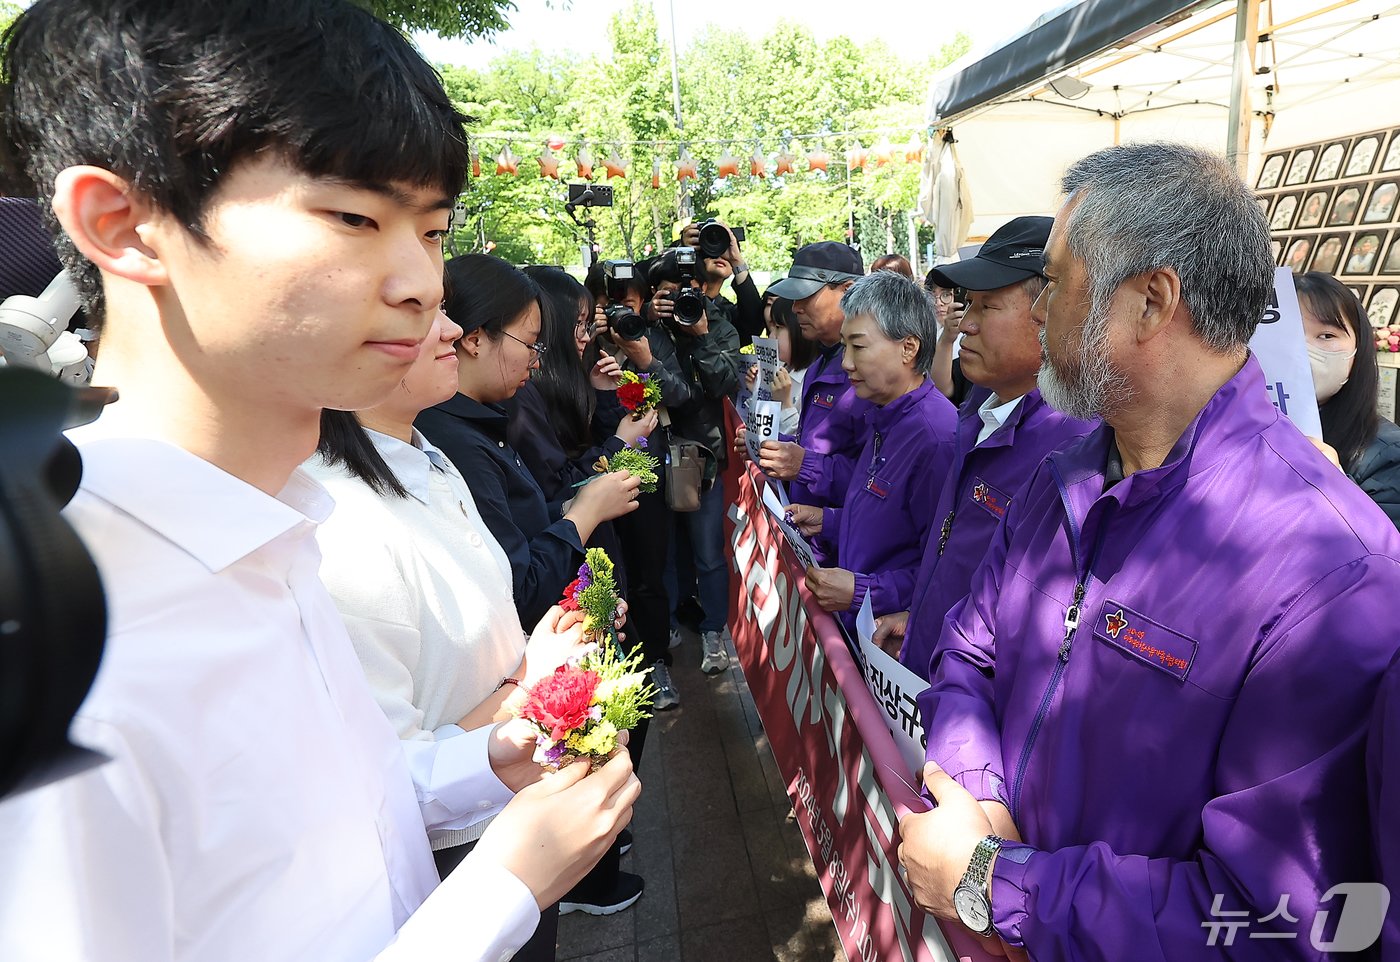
[722,404,997,962]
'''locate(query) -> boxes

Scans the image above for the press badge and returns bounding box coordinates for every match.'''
[811,392,836,409]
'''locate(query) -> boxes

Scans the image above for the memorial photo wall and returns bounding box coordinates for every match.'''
[1258,125,1400,330]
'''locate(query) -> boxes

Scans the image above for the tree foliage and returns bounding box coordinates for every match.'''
[439,9,971,271]
[357,0,516,40]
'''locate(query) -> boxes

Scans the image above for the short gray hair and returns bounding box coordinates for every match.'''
[840,270,938,374]
[1061,143,1273,352]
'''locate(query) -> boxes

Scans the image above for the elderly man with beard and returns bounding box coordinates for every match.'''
[898,143,1400,960]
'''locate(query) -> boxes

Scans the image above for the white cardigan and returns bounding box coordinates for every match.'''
[306,429,526,849]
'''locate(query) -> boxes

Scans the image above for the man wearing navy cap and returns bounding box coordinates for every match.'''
[875,217,1096,675]
[751,241,867,562]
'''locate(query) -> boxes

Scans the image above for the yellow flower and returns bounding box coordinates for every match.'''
[572,720,619,756]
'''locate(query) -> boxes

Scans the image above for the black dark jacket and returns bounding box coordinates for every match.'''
[709,273,765,345]
[1351,417,1400,532]
[416,393,584,626]
[505,381,627,503]
[665,311,742,468]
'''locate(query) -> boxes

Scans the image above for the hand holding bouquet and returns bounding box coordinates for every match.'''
[592,442,659,493]
[517,641,655,770]
[616,370,662,420]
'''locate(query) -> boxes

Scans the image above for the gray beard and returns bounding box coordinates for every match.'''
[1036,300,1130,421]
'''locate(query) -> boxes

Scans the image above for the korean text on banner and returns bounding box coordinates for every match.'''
[1249,266,1322,437]
[856,596,930,778]
[722,397,1000,962]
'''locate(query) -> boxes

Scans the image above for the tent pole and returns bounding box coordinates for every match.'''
[1226,0,1261,178]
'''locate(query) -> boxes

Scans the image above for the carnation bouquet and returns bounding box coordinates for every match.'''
[616,370,662,419]
[592,441,659,493]
[559,548,624,644]
[517,641,655,769]
[518,547,655,769]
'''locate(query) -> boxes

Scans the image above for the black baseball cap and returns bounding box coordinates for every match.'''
[768,242,864,301]
[927,216,1052,292]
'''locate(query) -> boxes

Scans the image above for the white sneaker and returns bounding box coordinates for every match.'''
[700,631,727,675]
[668,628,683,649]
[651,661,680,710]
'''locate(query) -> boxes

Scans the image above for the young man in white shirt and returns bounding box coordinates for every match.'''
[0,2,639,961]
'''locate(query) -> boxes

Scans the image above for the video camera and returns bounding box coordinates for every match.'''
[601,260,650,342]
[697,220,746,259]
[663,247,706,327]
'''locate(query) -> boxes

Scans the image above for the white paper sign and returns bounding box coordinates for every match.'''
[751,336,780,402]
[761,480,815,570]
[1249,266,1322,438]
[744,337,783,463]
[855,595,930,776]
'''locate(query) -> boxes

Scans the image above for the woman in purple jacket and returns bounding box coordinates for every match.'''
[787,271,957,633]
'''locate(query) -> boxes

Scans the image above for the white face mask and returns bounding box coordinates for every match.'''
[1308,344,1356,404]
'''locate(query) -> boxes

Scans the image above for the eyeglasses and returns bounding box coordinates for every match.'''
[931,289,956,302]
[502,330,547,360]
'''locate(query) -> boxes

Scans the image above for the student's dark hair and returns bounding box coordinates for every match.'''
[1294,271,1380,471]
[445,253,542,341]
[317,409,411,499]
[770,296,818,371]
[0,0,469,322]
[524,266,595,455]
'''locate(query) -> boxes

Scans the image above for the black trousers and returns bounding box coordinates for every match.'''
[613,487,673,668]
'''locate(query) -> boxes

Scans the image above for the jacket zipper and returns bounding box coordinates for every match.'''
[936,510,955,556]
[1008,461,1089,822]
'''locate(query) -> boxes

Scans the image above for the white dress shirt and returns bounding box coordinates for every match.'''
[0,431,537,962]
[304,429,523,849]
[975,392,1025,446]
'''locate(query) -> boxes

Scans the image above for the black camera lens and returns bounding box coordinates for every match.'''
[698,221,730,259]
[605,302,647,341]
[670,287,705,326]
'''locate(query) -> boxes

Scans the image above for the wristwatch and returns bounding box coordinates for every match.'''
[953,835,1004,936]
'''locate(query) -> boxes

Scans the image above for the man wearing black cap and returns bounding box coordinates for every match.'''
[751,242,867,562]
[875,216,1096,678]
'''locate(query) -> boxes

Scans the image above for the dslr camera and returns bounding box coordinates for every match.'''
[663,247,706,327]
[697,220,746,259]
[601,260,650,342]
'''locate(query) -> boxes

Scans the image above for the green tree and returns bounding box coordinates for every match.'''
[358,0,515,40]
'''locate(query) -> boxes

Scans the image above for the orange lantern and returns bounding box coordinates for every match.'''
[775,150,796,176]
[808,148,831,173]
[651,157,662,189]
[495,146,520,176]
[750,150,767,179]
[870,137,893,167]
[716,150,740,179]
[576,145,595,180]
[676,147,698,182]
[845,141,868,172]
[546,133,567,152]
[537,150,560,180]
[903,134,925,164]
[470,146,481,179]
[604,149,629,179]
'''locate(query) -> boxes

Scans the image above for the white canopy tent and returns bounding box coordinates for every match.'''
[922,0,1400,239]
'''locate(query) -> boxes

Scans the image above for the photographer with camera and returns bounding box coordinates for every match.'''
[586,258,693,709]
[647,248,742,676]
[681,219,766,344]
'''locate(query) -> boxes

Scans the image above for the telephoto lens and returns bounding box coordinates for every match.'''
[669,287,705,326]
[605,302,648,341]
[698,220,730,259]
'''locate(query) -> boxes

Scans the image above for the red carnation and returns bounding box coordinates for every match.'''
[560,577,582,611]
[520,666,601,742]
[617,382,647,411]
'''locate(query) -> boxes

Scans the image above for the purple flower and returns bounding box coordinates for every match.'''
[636,438,648,450]
[638,373,650,382]
[544,743,567,764]
[576,564,593,590]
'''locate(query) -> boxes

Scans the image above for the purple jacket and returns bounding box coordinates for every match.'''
[1368,654,1400,960]
[824,380,955,628]
[900,387,1094,676]
[918,356,1400,959]
[786,344,872,507]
